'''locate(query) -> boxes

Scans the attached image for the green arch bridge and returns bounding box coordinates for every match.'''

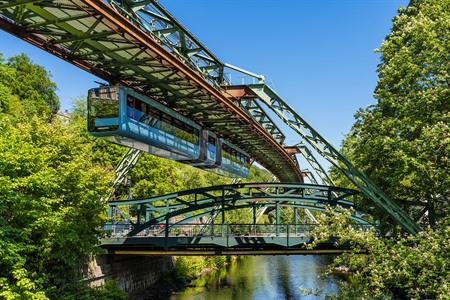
[101,183,375,255]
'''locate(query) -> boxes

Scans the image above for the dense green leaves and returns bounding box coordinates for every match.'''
[323,1,450,298]
[310,208,450,300]
[0,54,121,299]
[0,115,114,298]
[0,54,59,117]
[333,0,449,227]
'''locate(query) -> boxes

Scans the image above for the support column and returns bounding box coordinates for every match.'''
[137,205,141,225]
[276,201,280,236]
[252,203,256,236]
[294,207,298,235]
[221,189,225,224]
[210,210,214,236]
[145,208,152,223]
[165,217,169,238]
[108,206,113,219]
[163,216,170,249]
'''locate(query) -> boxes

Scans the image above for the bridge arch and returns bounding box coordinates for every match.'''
[107,183,375,237]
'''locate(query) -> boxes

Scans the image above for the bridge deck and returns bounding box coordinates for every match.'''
[101,236,352,256]
[100,222,372,256]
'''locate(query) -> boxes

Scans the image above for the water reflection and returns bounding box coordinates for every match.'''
[170,255,339,300]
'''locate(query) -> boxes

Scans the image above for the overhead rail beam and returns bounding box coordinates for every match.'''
[108,0,226,86]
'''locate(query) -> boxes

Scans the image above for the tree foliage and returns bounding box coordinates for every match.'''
[333,0,449,227]
[322,1,450,298]
[0,54,59,117]
[310,207,450,300]
[0,55,124,299]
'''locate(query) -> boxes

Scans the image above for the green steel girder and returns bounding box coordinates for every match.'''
[102,148,143,202]
[159,203,370,228]
[108,0,225,86]
[0,0,41,9]
[0,0,302,182]
[202,177,242,227]
[111,202,370,238]
[296,143,335,186]
[238,99,285,144]
[109,183,357,207]
[106,183,374,236]
[246,84,420,234]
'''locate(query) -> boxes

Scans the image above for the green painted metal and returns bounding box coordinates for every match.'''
[238,99,285,144]
[153,202,370,229]
[100,222,375,255]
[297,143,334,186]
[108,0,225,86]
[247,84,420,234]
[102,148,143,202]
[106,183,373,236]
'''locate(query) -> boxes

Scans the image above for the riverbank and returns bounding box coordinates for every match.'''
[131,256,235,300]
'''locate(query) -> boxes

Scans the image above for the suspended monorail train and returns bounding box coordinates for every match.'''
[87,85,250,177]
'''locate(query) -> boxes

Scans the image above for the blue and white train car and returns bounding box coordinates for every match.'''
[87,85,251,178]
[220,140,250,178]
[88,85,201,161]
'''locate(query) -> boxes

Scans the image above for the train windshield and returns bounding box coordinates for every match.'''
[88,87,119,132]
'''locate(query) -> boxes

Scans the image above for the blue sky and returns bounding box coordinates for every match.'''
[0,0,408,169]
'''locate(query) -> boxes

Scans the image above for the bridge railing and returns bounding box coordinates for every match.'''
[103,223,375,238]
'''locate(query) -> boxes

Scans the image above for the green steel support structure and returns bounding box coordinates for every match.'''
[102,183,375,254]
[246,84,420,234]
[0,0,302,182]
[106,183,372,238]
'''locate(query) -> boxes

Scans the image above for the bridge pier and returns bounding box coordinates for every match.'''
[84,254,173,295]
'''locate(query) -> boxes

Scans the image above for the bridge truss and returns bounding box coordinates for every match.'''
[106,183,371,236]
[102,183,374,255]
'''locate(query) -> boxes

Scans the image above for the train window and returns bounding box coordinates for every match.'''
[125,92,199,144]
[141,102,148,115]
[208,136,216,145]
[147,106,161,121]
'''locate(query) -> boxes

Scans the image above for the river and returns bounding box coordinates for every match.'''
[169,255,339,300]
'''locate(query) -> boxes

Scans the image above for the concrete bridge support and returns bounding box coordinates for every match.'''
[84,254,173,295]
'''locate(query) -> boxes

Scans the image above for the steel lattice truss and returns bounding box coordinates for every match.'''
[107,183,372,237]
[0,0,302,182]
[246,84,420,234]
[108,0,225,86]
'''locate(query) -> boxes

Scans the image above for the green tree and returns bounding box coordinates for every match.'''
[309,207,450,300]
[0,53,125,299]
[0,115,117,298]
[321,1,450,298]
[5,54,59,117]
[334,0,450,227]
